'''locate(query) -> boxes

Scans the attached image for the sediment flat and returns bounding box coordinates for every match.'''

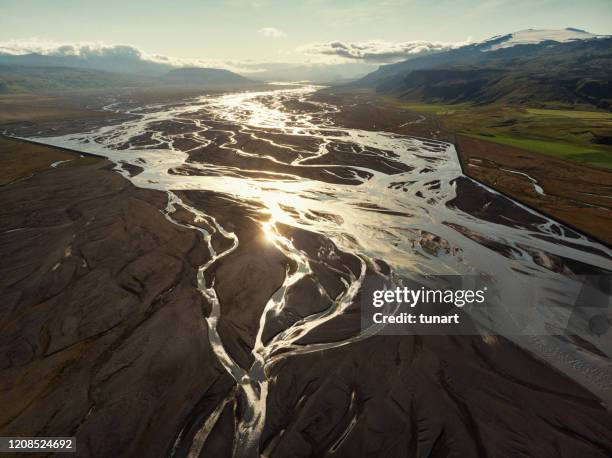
[1,88,612,458]
[0,138,233,456]
[455,134,612,244]
[1,136,611,457]
[315,89,612,245]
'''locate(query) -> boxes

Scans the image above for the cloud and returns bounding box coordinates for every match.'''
[259,27,287,39]
[0,39,141,59]
[299,39,470,63]
[0,38,398,81]
[0,39,268,74]
[0,37,470,74]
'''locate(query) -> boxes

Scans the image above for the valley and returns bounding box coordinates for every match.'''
[1,12,612,457]
[1,84,611,456]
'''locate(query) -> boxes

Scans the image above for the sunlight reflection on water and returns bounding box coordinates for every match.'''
[25,83,612,417]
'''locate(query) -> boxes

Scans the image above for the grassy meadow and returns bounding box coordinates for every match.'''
[391,100,612,168]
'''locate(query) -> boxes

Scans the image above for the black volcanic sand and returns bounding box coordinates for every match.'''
[448,177,611,275]
[146,116,409,185]
[311,89,447,141]
[182,122,376,185]
[174,193,612,457]
[174,191,374,369]
[0,154,234,457]
[2,101,612,458]
[300,141,413,174]
[177,190,294,369]
[261,334,612,457]
[185,146,371,184]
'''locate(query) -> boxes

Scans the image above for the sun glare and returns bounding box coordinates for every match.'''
[261,220,277,243]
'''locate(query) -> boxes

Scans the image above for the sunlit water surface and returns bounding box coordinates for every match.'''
[19,85,612,456]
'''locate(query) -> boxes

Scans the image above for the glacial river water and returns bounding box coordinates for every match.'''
[19,84,612,456]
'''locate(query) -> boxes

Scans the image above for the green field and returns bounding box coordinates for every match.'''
[465,133,612,168]
[391,102,471,115]
[525,108,612,120]
[392,100,612,169]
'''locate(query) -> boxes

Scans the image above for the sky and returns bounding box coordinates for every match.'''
[1,0,611,71]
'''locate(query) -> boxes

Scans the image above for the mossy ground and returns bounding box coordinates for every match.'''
[0,137,100,185]
[388,99,612,168]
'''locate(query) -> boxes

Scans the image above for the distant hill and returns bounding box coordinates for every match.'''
[0,51,255,93]
[0,64,150,94]
[0,51,172,76]
[160,67,253,86]
[0,64,255,94]
[353,29,612,109]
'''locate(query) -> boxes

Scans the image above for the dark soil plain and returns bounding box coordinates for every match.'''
[0,139,233,457]
[456,135,612,243]
[1,86,612,458]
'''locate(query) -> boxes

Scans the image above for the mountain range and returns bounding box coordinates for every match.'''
[353,29,612,108]
[0,64,257,94]
[0,28,610,103]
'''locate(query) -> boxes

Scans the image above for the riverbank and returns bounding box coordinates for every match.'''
[315,88,612,245]
[0,137,233,456]
[455,134,612,244]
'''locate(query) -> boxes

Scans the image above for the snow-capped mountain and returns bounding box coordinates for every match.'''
[353,28,612,108]
[482,28,604,51]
